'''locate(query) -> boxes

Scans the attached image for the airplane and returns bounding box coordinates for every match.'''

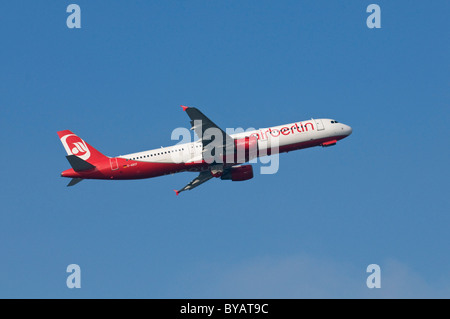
[58,106,352,194]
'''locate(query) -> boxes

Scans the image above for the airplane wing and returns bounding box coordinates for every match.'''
[174,170,213,195]
[181,106,234,155]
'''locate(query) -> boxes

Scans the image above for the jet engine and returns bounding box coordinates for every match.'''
[221,165,254,181]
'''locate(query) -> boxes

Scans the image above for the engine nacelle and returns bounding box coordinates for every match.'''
[221,165,254,182]
[233,136,258,163]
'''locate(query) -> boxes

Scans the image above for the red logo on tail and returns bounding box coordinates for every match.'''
[61,134,91,160]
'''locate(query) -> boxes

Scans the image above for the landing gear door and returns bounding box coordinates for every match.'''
[315,119,325,131]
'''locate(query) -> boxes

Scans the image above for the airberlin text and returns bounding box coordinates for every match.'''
[250,122,314,140]
[180,303,269,316]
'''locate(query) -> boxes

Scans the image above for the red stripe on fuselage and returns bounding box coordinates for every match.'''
[61,157,209,180]
[61,135,344,180]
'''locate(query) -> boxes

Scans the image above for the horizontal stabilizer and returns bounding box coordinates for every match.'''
[67,178,84,187]
[66,155,96,172]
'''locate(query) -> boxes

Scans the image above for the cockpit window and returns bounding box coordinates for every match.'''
[330,120,339,124]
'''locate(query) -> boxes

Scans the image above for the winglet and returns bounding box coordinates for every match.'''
[174,189,180,196]
[180,105,189,112]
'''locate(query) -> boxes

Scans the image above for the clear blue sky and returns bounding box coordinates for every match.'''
[0,1,449,298]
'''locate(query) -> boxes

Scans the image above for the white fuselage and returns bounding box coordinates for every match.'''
[119,118,352,164]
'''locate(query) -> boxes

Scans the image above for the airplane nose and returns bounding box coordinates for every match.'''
[346,125,352,136]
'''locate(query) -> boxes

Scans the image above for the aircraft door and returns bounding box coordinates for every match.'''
[315,119,325,131]
[110,157,119,170]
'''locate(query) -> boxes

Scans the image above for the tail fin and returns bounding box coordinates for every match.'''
[57,130,109,164]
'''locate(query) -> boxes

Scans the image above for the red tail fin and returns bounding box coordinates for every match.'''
[57,130,109,164]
